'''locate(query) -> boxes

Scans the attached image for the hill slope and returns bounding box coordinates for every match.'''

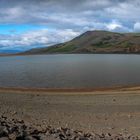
[23,30,140,54]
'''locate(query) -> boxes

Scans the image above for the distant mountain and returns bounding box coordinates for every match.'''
[22,30,140,54]
[0,49,21,54]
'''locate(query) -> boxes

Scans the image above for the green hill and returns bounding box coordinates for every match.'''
[22,30,140,54]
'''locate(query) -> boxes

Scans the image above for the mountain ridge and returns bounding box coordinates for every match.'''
[21,30,140,54]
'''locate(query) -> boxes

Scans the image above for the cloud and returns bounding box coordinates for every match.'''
[0,29,80,51]
[0,0,140,51]
[134,22,140,31]
[105,0,140,21]
[106,20,122,30]
[0,0,139,29]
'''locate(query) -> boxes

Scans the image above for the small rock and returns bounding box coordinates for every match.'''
[11,111,17,116]
[0,126,8,137]
[24,136,37,140]
[0,137,9,140]
[113,99,116,102]
[79,137,89,140]
[9,133,17,140]
[128,114,132,119]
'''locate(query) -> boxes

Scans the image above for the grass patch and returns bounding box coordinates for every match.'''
[47,44,76,53]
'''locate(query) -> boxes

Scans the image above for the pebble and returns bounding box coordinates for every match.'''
[0,137,9,140]
[0,115,139,140]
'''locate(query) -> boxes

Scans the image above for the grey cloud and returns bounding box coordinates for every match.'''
[0,0,136,25]
[0,0,139,31]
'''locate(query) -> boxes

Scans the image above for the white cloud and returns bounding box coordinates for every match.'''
[134,22,140,31]
[106,20,122,30]
[0,29,80,51]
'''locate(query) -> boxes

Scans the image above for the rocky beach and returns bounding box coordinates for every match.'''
[0,115,139,140]
[0,87,140,139]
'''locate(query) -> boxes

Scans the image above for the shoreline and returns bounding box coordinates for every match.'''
[1,85,140,94]
[1,84,140,95]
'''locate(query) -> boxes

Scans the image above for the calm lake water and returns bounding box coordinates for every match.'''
[0,54,140,88]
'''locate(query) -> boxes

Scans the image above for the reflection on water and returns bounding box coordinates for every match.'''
[0,54,140,88]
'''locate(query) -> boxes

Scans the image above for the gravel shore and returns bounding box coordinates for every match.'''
[0,88,140,139]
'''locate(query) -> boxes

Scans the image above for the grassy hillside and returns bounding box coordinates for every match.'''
[23,30,140,54]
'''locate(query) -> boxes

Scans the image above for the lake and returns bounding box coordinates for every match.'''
[0,54,140,88]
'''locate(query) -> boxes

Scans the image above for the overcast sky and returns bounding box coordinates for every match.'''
[0,0,140,52]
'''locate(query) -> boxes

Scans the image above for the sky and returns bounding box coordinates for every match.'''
[0,0,140,52]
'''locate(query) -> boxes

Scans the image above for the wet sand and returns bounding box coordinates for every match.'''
[0,87,140,136]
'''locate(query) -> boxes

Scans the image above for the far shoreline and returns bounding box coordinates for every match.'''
[1,53,140,58]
